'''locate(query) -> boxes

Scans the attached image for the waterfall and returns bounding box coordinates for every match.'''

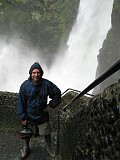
[0,0,113,93]
[46,0,114,93]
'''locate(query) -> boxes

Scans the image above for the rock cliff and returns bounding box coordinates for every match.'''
[94,0,120,94]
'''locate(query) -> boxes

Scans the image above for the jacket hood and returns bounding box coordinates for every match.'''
[29,62,44,77]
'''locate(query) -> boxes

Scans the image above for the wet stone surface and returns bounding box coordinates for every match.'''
[0,131,57,160]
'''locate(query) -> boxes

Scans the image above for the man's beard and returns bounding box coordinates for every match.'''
[32,76,42,84]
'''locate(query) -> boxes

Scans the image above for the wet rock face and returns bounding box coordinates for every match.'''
[94,0,120,94]
[59,80,120,160]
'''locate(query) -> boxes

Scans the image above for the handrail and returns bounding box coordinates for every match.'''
[61,88,80,96]
[61,88,94,97]
[63,58,120,111]
[56,59,120,155]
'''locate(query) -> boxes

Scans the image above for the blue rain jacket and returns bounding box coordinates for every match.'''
[17,78,61,123]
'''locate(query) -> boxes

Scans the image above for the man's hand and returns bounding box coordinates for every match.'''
[22,120,27,126]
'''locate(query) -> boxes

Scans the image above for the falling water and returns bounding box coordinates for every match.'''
[46,0,114,93]
[0,0,113,93]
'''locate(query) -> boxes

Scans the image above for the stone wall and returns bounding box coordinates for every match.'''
[0,92,21,131]
[0,79,120,160]
[59,79,120,160]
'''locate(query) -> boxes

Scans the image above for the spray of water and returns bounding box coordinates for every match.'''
[0,35,48,92]
[0,0,113,93]
[46,0,114,93]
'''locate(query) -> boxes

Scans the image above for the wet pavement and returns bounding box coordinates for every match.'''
[0,131,57,160]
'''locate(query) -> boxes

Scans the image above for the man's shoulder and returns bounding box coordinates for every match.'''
[21,79,31,88]
[42,78,52,85]
[42,78,61,93]
[42,78,59,89]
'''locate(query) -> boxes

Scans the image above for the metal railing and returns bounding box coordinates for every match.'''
[63,59,120,111]
[56,88,93,155]
[61,88,94,97]
[56,58,120,155]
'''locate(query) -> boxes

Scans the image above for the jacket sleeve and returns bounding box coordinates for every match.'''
[17,85,28,121]
[48,82,61,109]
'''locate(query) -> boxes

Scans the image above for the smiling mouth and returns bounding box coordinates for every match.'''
[34,77,39,79]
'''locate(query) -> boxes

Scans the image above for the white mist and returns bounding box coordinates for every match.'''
[0,36,47,92]
[46,0,114,93]
[0,0,114,93]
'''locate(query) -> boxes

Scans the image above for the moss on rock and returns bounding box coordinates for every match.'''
[0,0,80,59]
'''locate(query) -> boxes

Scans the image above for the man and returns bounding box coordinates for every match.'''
[17,62,61,159]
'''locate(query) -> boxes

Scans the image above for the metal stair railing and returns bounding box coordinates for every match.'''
[61,88,94,97]
[56,58,120,155]
[56,88,93,155]
[63,58,120,112]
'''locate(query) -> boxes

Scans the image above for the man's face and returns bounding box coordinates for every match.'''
[31,69,41,84]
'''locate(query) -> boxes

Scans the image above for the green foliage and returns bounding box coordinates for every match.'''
[0,0,80,55]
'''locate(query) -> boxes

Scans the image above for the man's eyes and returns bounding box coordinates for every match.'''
[32,72,40,74]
